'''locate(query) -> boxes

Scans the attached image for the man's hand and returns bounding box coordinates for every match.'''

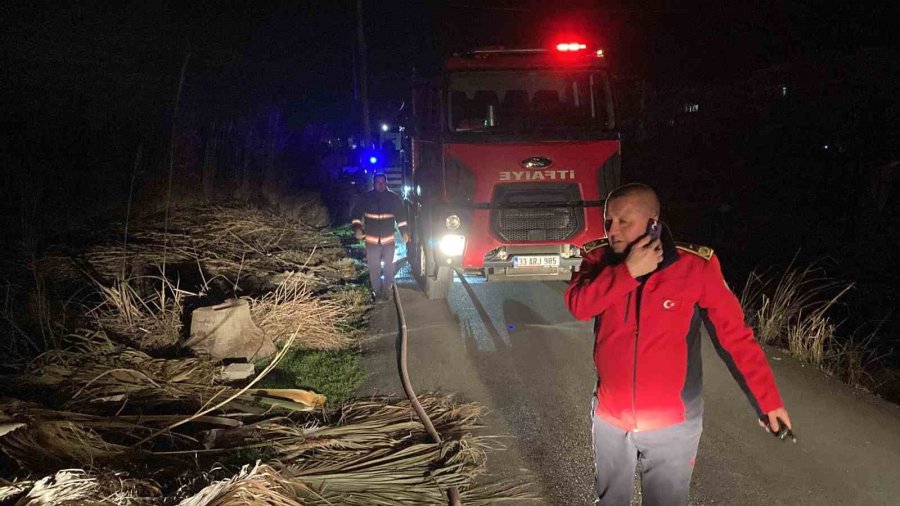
[625,235,663,278]
[354,229,364,240]
[759,407,794,441]
[759,407,792,432]
[402,232,409,244]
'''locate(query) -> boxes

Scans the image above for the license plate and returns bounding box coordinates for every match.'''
[512,255,560,268]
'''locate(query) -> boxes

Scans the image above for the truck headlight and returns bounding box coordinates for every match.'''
[445,214,461,230]
[438,234,465,256]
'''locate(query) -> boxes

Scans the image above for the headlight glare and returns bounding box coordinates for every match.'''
[438,234,466,256]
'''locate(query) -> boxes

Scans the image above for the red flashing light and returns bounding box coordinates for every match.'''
[556,42,587,52]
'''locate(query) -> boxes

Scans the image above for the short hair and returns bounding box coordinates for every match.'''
[606,183,660,216]
[373,172,387,181]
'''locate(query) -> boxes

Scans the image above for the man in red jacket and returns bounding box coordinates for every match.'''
[565,183,792,505]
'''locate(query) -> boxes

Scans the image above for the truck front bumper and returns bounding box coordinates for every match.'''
[482,256,582,282]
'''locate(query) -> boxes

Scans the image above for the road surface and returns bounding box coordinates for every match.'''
[359,269,900,505]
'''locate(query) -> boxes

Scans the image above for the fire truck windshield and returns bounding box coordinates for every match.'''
[447,70,614,137]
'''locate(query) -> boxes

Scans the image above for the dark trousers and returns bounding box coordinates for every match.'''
[366,242,396,295]
[591,406,703,505]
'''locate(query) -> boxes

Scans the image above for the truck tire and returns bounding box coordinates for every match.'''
[410,239,423,279]
[410,225,424,281]
[417,239,452,300]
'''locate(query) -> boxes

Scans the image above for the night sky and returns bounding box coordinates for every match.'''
[4,1,896,134]
[2,0,898,246]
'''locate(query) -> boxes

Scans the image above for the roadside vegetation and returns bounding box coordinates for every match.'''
[0,199,531,503]
[740,256,896,399]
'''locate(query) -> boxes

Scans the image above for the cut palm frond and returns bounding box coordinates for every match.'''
[0,469,161,505]
[177,462,300,506]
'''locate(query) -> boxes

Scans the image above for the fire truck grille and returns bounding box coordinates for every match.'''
[491,184,584,242]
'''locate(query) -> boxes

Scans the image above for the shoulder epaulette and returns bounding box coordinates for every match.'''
[581,238,609,254]
[676,242,714,260]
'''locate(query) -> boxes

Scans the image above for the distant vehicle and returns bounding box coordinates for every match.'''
[404,40,621,299]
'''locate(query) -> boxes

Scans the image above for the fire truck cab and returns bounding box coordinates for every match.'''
[405,42,620,299]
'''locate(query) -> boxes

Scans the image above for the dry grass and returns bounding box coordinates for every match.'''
[14,329,221,409]
[825,319,892,389]
[737,258,893,390]
[1,281,39,369]
[785,312,834,366]
[89,273,188,351]
[739,256,853,346]
[88,267,361,353]
[28,270,59,350]
[29,203,365,355]
[326,283,373,315]
[31,204,349,284]
[7,329,326,421]
[250,272,355,350]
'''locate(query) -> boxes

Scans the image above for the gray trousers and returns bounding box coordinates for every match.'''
[591,408,703,506]
[366,242,396,294]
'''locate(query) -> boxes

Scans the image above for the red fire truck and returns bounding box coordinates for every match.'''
[405,41,620,299]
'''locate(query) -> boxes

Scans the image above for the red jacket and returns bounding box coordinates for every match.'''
[565,230,783,432]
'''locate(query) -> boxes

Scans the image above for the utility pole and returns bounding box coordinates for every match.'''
[356,0,371,147]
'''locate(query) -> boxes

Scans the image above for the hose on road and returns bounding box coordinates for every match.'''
[391,282,463,506]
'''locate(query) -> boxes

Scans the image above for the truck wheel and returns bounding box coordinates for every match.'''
[419,241,453,300]
[410,238,424,280]
[425,265,453,300]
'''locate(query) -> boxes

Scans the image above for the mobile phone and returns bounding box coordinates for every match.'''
[646,219,660,241]
[760,416,798,443]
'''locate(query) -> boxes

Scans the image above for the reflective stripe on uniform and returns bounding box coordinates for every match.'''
[396,221,408,228]
[365,234,395,244]
[364,212,395,220]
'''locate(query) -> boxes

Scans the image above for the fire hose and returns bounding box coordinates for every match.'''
[391,283,463,506]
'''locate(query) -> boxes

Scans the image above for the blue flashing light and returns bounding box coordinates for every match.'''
[360,149,384,168]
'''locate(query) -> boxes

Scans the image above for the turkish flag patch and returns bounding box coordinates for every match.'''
[662,298,680,311]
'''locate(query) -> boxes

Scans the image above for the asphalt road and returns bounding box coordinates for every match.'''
[359,269,900,505]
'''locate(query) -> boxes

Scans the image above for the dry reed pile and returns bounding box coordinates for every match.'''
[0,202,530,504]
[250,272,354,349]
[31,204,359,286]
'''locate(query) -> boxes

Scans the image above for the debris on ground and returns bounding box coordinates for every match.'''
[0,200,535,504]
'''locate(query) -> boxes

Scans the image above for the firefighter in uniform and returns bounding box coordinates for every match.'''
[351,172,408,301]
[566,183,792,505]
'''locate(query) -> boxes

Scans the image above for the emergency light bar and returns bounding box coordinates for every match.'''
[556,42,587,52]
[468,48,544,55]
[456,42,607,61]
